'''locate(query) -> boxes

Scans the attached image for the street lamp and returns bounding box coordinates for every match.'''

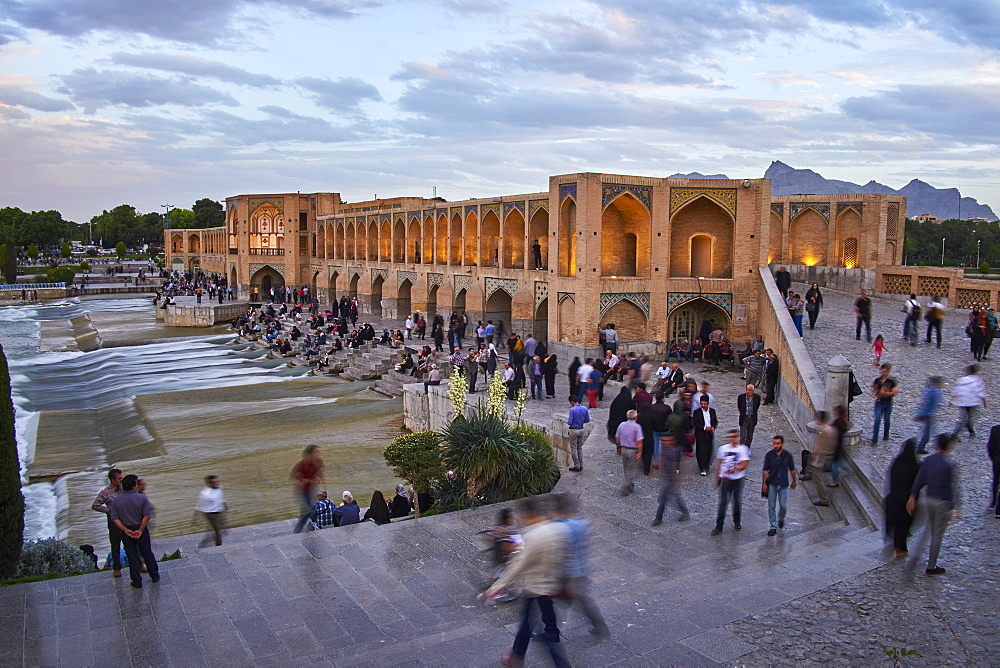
[977,239,981,267]
[161,204,175,230]
[940,237,946,266]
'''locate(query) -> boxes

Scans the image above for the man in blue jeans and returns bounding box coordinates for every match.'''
[761,435,797,536]
[871,364,898,445]
[913,376,943,453]
[712,429,751,535]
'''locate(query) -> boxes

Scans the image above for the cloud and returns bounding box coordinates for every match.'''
[0,84,73,111]
[0,0,363,46]
[437,0,507,15]
[196,106,359,145]
[762,73,822,87]
[295,77,382,114]
[110,52,282,87]
[57,68,237,113]
[842,83,1000,145]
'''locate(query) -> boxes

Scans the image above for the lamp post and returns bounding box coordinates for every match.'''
[977,239,981,267]
[941,237,946,266]
[161,204,175,230]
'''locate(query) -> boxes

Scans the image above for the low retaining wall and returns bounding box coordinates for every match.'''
[770,264,875,294]
[876,265,1000,309]
[162,302,250,327]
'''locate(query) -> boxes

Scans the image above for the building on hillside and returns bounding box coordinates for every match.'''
[913,214,938,223]
[165,173,905,358]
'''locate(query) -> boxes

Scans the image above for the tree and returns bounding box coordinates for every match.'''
[0,245,14,285]
[115,241,127,259]
[192,198,225,229]
[383,431,445,519]
[47,266,75,284]
[20,211,70,251]
[169,208,194,230]
[60,242,71,259]
[0,344,25,580]
[25,244,38,263]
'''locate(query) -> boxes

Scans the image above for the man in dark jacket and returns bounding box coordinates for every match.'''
[775,266,791,298]
[763,349,780,405]
[692,397,719,475]
[737,384,761,449]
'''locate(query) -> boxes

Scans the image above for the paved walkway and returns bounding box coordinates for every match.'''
[4,293,995,665]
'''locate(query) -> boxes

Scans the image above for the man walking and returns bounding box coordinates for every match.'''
[292,445,324,533]
[738,384,761,449]
[902,293,920,340]
[925,295,945,348]
[762,435,797,535]
[196,475,226,547]
[763,349,780,405]
[775,266,791,299]
[871,363,898,445]
[554,494,609,639]
[712,429,751,535]
[914,376,943,454]
[652,433,690,525]
[743,349,766,389]
[950,364,987,440]
[855,289,872,342]
[109,474,160,588]
[614,409,644,496]
[91,468,124,576]
[692,396,718,476]
[907,434,960,576]
[484,496,571,667]
[566,398,590,472]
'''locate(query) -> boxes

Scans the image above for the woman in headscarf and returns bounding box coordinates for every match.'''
[568,357,582,400]
[805,283,824,329]
[363,490,392,525]
[542,353,558,398]
[388,484,411,518]
[606,385,635,443]
[884,438,920,558]
[637,403,656,475]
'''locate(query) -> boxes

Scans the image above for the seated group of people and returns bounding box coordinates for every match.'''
[306,484,415,529]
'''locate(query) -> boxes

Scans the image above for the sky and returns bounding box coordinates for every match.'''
[0,0,998,223]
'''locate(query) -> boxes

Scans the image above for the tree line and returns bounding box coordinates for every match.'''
[0,198,226,254]
[904,218,1000,268]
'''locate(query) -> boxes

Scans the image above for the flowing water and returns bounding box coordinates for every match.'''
[1,297,404,548]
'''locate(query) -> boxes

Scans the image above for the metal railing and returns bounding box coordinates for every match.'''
[249,248,285,256]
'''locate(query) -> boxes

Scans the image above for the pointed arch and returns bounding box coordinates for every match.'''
[503,208,526,269]
[529,207,549,271]
[558,199,576,277]
[188,233,201,253]
[379,220,391,262]
[435,214,448,265]
[422,216,434,264]
[367,220,379,260]
[450,213,462,266]
[398,279,413,318]
[669,197,734,278]
[601,193,650,277]
[481,210,500,268]
[317,225,327,259]
[835,209,862,267]
[789,209,828,266]
[601,300,647,342]
[464,211,479,265]
[371,274,385,314]
[393,219,406,263]
[667,297,731,344]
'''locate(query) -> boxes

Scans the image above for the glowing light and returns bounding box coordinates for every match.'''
[803,257,818,266]
[844,259,857,269]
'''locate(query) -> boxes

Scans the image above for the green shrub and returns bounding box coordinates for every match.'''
[14,538,93,578]
[47,266,75,284]
[440,407,559,505]
[980,261,991,274]
[0,344,23,580]
[78,260,90,273]
[431,471,475,512]
[383,431,445,494]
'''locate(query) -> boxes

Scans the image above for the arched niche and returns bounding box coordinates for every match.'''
[601,300,648,342]
[690,234,713,277]
[789,209,828,266]
[481,210,500,268]
[528,208,548,270]
[559,200,576,277]
[668,297,731,344]
[449,214,462,266]
[422,217,434,264]
[464,212,479,266]
[669,197,734,278]
[398,279,413,318]
[393,219,406,263]
[503,209,525,269]
[601,193,650,277]
[836,209,862,267]
[435,214,448,265]
[371,275,384,314]
[485,289,512,330]
[251,266,285,298]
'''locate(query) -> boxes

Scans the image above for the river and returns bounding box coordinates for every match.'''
[1,297,405,548]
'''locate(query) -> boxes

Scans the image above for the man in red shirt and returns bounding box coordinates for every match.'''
[292,445,324,533]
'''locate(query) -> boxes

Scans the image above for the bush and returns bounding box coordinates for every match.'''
[0,345,23,580]
[78,260,90,273]
[383,431,445,494]
[14,539,93,578]
[980,261,991,274]
[440,407,559,506]
[46,266,75,284]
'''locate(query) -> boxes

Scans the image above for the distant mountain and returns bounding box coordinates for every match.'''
[764,161,997,221]
[668,172,728,179]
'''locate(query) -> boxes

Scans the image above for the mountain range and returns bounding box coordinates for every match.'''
[669,161,997,221]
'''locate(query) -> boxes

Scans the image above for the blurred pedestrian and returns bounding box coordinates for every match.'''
[950,364,986,440]
[885,439,920,558]
[805,283,823,329]
[761,435,796,536]
[196,475,226,547]
[292,445,324,533]
[988,425,1000,518]
[925,295,944,347]
[914,376,944,454]
[809,411,835,506]
[484,496,571,667]
[907,434,959,576]
[554,494,609,639]
[651,433,689,525]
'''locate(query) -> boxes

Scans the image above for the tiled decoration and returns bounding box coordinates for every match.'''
[249,197,284,215]
[534,281,549,308]
[503,201,526,219]
[482,203,501,219]
[348,266,363,279]
[882,274,912,294]
[529,199,549,217]
[560,183,577,202]
[394,214,404,224]
[248,262,284,278]
[918,275,950,297]
[485,277,518,299]
[454,275,473,292]
[956,288,992,309]
[328,265,342,277]
[371,268,388,281]
[603,184,652,211]
[558,292,575,304]
[836,202,863,218]
[465,205,479,218]
[667,292,733,316]
[600,292,651,317]
[397,270,418,287]
[887,205,899,239]
[427,273,444,289]
[450,207,462,218]
[789,202,830,222]
[770,203,784,217]
[668,188,736,218]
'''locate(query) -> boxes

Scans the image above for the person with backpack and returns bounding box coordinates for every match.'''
[902,293,921,342]
[925,296,945,348]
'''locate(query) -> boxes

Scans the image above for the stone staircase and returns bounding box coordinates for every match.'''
[373,360,455,396]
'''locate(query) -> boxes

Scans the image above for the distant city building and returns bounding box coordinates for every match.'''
[965,217,990,224]
[913,214,938,223]
[166,173,905,357]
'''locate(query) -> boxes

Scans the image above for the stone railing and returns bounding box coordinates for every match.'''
[876,265,998,308]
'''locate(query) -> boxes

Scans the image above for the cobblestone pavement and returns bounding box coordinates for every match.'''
[725,284,999,666]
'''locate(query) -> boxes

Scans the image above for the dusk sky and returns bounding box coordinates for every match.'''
[1,0,998,223]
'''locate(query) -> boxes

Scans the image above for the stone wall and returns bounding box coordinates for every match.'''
[755,268,825,442]
[876,265,999,309]
[163,302,249,327]
[772,264,876,294]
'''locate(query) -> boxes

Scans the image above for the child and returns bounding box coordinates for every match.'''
[871,334,886,366]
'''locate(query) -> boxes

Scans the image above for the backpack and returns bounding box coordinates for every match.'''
[909,304,922,321]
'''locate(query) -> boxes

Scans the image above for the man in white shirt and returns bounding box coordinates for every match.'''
[196,475,226,547]
[902,293,920,340]
[712,430,751,535]
[691,381,715,409]
[576,358,594,400]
